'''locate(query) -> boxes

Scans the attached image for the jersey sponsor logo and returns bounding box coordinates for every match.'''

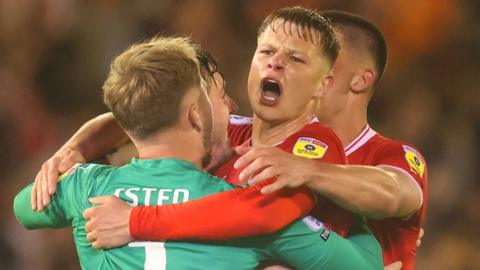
[58,163,81,181]
[403,145,425,177]
[293,137,328,159]
[302,215,324,231]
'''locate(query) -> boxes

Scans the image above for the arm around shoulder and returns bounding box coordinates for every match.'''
[306,142,426,219]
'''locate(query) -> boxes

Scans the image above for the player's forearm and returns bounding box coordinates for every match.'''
[14,184,66,229]
[62,113,130,161]
[130,181,315,241]
[307,163,402,219]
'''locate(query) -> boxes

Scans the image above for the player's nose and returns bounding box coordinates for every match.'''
[267,53,285,71]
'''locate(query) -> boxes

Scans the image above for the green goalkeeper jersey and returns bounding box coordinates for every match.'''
[14,158,383,270]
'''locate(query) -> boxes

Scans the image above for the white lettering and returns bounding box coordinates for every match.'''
[114,187,190,206]
[125,188,140,206]
[157,189,172,205]
[173,189,189,203]
[142,188,156,206]
[114,188,124,198]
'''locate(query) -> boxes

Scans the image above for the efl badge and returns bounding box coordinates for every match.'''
[293,137,328,159]
[303,216,324,231]
[403,145,425,177]
[58,163,81,181]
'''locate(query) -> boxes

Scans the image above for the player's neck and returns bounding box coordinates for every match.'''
[133,130,204,169]
[251,111,313,146]
[325,103,368,147]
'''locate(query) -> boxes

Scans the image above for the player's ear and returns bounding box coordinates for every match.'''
[314,72,333,99]
[350,67,374,93]
[187,103,203,132]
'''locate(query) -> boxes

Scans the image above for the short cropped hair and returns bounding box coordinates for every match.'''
[258,6,339,67]
[103,36,201,139]
[320,10,388,85]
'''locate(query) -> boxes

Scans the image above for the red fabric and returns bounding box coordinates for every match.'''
[130,179,314,241]
[348,132,428,270]
[130,119,348,241]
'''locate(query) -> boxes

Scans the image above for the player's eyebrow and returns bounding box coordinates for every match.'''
[257,43,275,49]
[285,49,306,56]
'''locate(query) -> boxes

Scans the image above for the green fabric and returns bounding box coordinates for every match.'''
[14,158,382,270]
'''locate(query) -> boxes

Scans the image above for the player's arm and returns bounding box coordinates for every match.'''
[84,180,315,248]
[305,144,426,219]
[14,183,70,228]
[31,112,130,211]
[14,168,84,229]
[305,164,421,219]
[239,144,425,220]
[59,112,130,162]
[269,217,383,270]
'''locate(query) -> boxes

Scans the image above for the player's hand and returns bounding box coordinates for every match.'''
[384,261,402,270]
[417,227,424,247]
[31,147,85,211]
[83,196,133,249]
[234,145,318,194]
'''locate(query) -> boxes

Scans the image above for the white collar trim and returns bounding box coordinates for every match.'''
[344,125,377,156]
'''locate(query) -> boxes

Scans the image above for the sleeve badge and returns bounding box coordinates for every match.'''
[403,145,425,177]
[293,137,328,159]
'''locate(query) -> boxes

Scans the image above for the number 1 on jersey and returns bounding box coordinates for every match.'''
[129,241,166,270]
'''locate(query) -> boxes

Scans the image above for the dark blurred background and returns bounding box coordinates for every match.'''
[1,0,479,269]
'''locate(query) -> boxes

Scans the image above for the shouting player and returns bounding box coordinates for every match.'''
[232,11,428,270]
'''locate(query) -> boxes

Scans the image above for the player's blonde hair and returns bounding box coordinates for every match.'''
[103,36,201,139]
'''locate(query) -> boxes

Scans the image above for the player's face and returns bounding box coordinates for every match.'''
[317,31,355,122]
[248,20,331,125]
[205,73,237,170]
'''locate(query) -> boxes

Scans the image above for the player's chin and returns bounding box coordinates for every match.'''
[254,107,286,123]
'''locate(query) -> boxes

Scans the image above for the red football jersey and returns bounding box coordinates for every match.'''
[345,125,428,270]
[220,115,353,236]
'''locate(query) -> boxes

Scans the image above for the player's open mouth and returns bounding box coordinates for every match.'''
[260,78,282,106]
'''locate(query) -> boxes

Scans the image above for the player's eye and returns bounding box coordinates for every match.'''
[290,56,305,63]
[259,49,273,55]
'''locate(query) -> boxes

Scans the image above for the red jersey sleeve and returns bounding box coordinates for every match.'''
[375,142,428,218]
[130,180,314,241]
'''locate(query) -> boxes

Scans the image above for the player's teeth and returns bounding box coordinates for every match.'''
[264,96,275,101]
